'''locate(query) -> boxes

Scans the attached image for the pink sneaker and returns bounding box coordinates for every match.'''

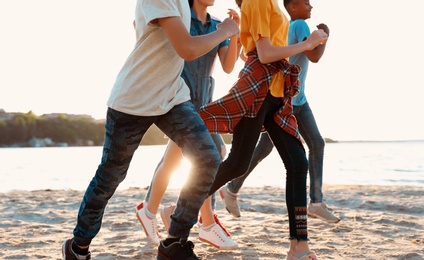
[219,186,241,217]
[159,204,176,234]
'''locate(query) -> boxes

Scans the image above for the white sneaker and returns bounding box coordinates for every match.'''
[219,186,241,217]
[307,202,340,223]
[199,213,231,236]
[199,223,238,250]
[159,204,176,234]
[135,202,160,245]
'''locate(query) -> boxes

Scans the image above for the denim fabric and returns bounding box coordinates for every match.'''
[145,133,224,209]
[227,102,325,203]
[294,102,325,203]
[73,103,220,246]
[208,92,309,240]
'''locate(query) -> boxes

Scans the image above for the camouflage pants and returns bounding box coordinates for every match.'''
[73,102,220,246]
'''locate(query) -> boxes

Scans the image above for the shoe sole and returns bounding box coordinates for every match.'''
[135,208,160,246]
[199,237,238,250]
[62,240,67,260]
[307,212,340,223]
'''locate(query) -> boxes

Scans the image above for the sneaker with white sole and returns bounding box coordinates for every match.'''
[219,186,241,217]
[199,223,238,250]
[62,238,91,260]
[159,204,176,234]
[199,213,231,236]
[307,202,340,223]
[135,201,160,245]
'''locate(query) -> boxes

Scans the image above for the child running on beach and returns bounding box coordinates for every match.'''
[219,0,340,224]
[61,0,239,259]
[198,0,327,259]
[135,0,241,250]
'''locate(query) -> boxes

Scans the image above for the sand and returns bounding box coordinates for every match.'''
[1,185,423,259]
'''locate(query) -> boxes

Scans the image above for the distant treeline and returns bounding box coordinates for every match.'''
[0,111,105,147]
[0,111,335,147]
[0,111,230,147]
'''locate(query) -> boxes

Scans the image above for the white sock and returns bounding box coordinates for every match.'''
[202,223,216,231]
[144,204,156,219]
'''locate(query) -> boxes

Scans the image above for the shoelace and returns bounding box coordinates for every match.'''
[213,214,231,236]
[179,238,197,257]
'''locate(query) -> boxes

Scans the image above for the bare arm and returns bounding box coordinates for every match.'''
[158,16,239,61]
[217,9,242,74]
[255,29,328,64]
[304,23,330,63]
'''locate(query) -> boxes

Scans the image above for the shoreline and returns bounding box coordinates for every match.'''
[1,185,423,259]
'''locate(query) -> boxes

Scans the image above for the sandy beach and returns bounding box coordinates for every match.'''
[1,185,423,259]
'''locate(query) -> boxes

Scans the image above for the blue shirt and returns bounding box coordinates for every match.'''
[181,9,230,109]
[288,19,310,106]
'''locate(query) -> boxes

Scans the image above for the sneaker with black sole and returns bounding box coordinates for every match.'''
[157,238,200,260]
[62,238,91,260]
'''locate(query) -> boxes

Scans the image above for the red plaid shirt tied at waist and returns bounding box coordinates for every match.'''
[198,50,301,139]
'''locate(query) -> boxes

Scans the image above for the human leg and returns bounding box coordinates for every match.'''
[294,103,324,203]
[206,93,277,196]
[294,103,339,223]
[220,132,274,217]
[209,133,226,210]
[136,139,183,245]
[144,140,183,213]
[227,132,274,194]
[156,132,236,249]
[208,122,261,195]
[156,101,221,239]
[70,108,153,249]
[266,128,311,256]
[263,99,311,255]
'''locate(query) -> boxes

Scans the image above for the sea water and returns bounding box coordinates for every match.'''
[1,141,423,192]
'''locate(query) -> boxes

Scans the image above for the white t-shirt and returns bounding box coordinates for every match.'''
[107,0,191,116]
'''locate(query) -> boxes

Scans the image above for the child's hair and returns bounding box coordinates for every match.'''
[189,0,193,7]
[283,0,294,7]
[235,0,242,8]
[236,0,292,8]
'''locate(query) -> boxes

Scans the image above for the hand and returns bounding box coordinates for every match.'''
[217,17,240,38]
[227,8,240,26]
[316,23,330,36]
[307,29,328,49]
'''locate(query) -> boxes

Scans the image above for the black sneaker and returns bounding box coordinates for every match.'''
[62,238,91,260]
[157,238,200,260]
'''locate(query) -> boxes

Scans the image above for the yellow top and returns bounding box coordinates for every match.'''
[240,0,289,97]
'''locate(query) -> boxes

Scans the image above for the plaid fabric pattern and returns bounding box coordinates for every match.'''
[198,50,301,139]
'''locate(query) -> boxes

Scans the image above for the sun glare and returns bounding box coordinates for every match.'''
[167,159,192,190]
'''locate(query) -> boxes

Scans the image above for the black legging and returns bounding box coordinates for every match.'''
[208,92,309,240]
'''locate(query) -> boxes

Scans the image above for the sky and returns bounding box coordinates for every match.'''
[1,0,424,142]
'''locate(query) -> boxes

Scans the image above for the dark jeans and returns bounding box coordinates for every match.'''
[208,92,309,240]
[73,102,220,246]
[228,102,325,203]
[145,133,224,209]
